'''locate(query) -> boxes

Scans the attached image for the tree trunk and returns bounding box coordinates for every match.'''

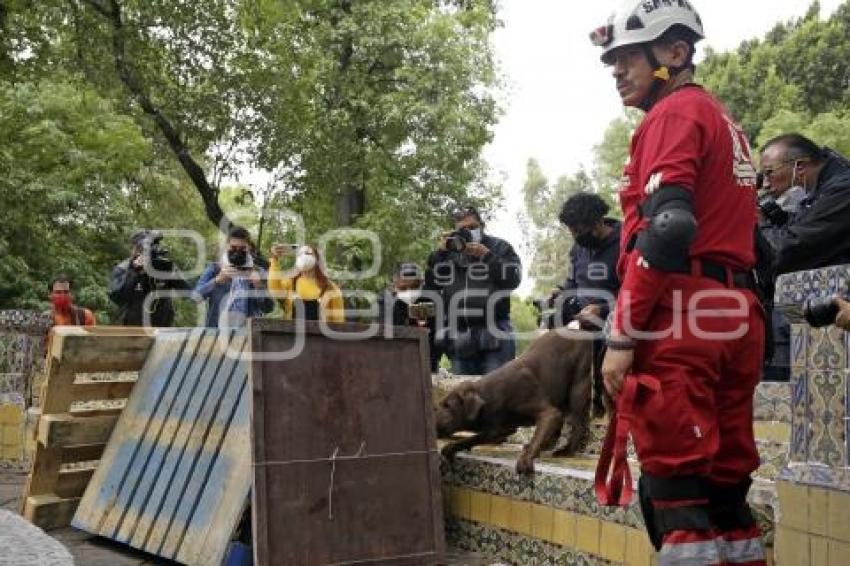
[83,0,233,234]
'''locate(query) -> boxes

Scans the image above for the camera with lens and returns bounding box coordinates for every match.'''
[758,193,789,226]
[142,232,174,273]
[445,228,473,253]
[533,294,583,329]
[804,292,850,328]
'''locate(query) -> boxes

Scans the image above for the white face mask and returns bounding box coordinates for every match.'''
[295,253,317,272]
[776,185,806,212]
[396,290,421,305]
[469,228,482,243]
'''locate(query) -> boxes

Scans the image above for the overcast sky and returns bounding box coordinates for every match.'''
[487,0,844,297]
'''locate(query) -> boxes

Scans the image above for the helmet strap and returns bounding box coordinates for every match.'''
[638,44,690,111]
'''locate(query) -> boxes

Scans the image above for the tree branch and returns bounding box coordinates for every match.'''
[83,0,232,232]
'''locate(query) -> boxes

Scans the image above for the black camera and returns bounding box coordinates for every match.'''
[143,232,174,272]
[758,194,789,226]
[445,228,473,253]
[804,294,849,328]
[533,294,583,330]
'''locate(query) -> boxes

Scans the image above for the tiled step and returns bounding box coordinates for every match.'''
[441,445,777,566]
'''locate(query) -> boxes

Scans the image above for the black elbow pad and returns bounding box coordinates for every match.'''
[635,185,697,272]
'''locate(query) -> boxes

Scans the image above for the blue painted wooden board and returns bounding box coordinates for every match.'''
[73,329,251,566]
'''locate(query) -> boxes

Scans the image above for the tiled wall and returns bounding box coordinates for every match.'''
[776,479,850,565]
[776,265,850,565]
[442,451,777,565]
[0,310,50,467]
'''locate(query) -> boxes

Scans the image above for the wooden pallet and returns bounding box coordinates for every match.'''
[21,326,156,530]
[72,328,252,566]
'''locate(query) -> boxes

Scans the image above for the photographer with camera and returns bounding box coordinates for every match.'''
[758,133,850,274]
[427,205,521,375]
[378,262,441,371]
[108,230,190,327]
[194,226,274,328]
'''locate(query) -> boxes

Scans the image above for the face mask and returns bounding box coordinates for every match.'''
[396,290,421,305]
[575,233,602,249]
[469,228,482,243]
[295,253,317,272]
[51,294,71,311]
[776,185,806,213]
[227,248,249,268]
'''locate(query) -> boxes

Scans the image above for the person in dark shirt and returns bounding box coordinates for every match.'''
[758,133,850,274]
[108,230,190,327]
[758,134,850,381]
[555,192,622,417]
[427,205,522,375]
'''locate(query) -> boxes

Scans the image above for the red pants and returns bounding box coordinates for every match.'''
[630,274,764,485]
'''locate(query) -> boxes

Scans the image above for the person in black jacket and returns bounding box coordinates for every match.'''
[758,135,850,381]
[553,193,621,329]
[377,262,442,371]
[758,133,850,274]
[108,230,190,327]
[427,206,522,375]
[555,193,622,416]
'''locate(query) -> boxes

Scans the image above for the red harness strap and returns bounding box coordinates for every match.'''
[595,373,661,506]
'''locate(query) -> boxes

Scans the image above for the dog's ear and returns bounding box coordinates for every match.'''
[461,389,485,421]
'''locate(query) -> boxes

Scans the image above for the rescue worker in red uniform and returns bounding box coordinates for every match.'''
[590,2,766,565]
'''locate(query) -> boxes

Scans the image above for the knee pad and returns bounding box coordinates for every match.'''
[709,479,757,531]
[638,474,713,551]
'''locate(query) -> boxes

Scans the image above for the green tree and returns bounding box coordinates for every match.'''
[520,159,590,297]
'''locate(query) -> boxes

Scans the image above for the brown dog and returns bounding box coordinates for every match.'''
[435,329,592,474]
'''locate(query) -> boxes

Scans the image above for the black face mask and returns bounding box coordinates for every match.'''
[575,233,602,249]
[228,249,249,268]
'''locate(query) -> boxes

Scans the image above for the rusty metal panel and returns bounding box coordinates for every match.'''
[251,319,445,566]
[72,328,251,566]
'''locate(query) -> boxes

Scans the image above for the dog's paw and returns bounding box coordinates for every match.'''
[515,455,535,475]
[441,444,459,460]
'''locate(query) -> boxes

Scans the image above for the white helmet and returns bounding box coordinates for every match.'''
[590,0,705,64]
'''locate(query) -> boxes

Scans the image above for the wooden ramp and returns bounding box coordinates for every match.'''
[72,328,251,566]
[22,326,156,530]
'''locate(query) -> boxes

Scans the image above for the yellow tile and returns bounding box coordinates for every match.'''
[777,481,809,532]
[1,424,21,445]
[510,499,533,536]
[1,444,21,460]
[575,515,600,555]
[775,527,810,566]
[490,495,512,531]
[809,486,829,536]
[551,509,576,547]
[469,491,491,524]
[0,404,22,425]
[812,536,828,565]
[599,521,626,563]
[828,489,850,542]
[452,487,472,520]
[531,503,554,541]
[829,540,850,566]
[625,528,652,566]
[754,421,791,443]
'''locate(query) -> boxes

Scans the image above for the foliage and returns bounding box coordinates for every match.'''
[510,295,540,356]
[519,159,590,298]
[0,0,503,310]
